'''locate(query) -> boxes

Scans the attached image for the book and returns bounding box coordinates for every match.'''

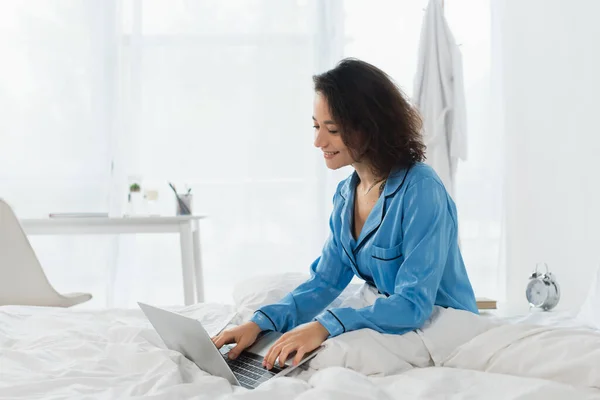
[49,213,109,218]
[475,297,497,310]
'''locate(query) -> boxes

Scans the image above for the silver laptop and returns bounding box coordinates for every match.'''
[138,302,321,389]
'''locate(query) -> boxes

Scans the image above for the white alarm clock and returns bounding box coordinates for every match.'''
[526,262,560,311]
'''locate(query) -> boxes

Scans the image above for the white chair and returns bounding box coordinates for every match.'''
[0,198,92,307]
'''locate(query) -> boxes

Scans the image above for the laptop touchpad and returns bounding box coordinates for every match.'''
[245,331,282,357]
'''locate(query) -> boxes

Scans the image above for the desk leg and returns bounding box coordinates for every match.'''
[106,236,120,308]
[179,221,195,306]
[192,220,205,303]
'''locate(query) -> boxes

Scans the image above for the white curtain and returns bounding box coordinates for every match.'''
[493,0,600,310]
[0,1,117,305]
[0,0,499,307]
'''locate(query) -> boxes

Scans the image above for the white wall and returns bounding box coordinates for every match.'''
[497,0,600,311]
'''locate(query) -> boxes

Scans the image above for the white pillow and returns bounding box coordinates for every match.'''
[232,272,308,320]
[231,272,366,322]
[578,266,600,330]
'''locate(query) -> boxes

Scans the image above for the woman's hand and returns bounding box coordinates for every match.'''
[211,321,262,360]
[263,321,329,370]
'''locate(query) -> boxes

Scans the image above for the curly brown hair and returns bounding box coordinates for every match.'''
[313,58,425,177]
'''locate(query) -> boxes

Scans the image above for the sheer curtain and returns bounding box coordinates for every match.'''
[0,0,499,307]
[110,0,330,305]
[0,1,117,305]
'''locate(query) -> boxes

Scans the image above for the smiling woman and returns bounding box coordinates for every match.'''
[312,102,350,169]
[213,58,478,370]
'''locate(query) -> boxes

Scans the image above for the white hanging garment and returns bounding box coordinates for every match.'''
[413,0,468,196]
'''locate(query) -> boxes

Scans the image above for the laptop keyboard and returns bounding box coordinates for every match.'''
[224,351,284,389]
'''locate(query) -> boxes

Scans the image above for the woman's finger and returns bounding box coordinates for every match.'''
[278,343,297,368]
[263,335,286,367]
[264,344,279,369]
[227,335,251,360]
[293,346,307,366]
[262,342,274,367]
[213,331,234,349]
[265,342,284,370]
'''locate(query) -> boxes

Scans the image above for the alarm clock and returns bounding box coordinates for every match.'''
[526,262,560,311]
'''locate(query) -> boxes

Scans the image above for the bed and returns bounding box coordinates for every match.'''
[2,273,600,400]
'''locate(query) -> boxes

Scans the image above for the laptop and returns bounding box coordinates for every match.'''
[138,302,322,389]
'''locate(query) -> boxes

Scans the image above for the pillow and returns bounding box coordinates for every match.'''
[232,272,308,321]
[231,272,366,322]
[577,265,600,330]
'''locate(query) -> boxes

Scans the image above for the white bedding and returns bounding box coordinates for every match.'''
[2,300,600,400]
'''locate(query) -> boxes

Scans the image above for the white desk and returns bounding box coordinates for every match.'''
[20,216,207,306]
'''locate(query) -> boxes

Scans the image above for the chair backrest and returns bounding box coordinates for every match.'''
[0,198,62,306]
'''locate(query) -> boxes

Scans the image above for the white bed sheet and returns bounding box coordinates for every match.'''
[2,303,600,399]
[486,308,590,328]
[0,303,238,399]
[306,367,600,400]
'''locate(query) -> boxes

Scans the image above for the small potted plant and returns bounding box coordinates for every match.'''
[128,182,143,215]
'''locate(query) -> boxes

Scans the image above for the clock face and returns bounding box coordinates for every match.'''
[526,280,548,307]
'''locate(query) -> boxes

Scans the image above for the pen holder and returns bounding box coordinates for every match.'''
[176,193,193,216]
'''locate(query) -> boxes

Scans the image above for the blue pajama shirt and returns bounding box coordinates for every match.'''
[251,162,478,337]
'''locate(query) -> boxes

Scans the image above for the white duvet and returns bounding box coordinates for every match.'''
[2,282,600,399]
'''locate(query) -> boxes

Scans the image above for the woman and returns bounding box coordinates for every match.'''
[213,58,478,370]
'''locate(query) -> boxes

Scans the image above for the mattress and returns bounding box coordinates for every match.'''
[1,302,599,399]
